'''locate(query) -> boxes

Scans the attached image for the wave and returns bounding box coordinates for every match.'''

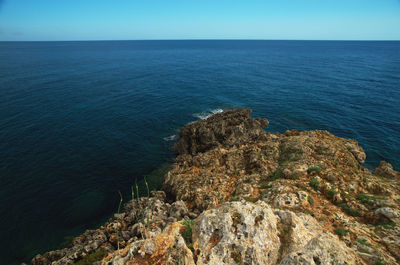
[163,134,178,141]
[193,108,224,120]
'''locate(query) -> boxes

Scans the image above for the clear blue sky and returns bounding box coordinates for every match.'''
[0,0,400,41]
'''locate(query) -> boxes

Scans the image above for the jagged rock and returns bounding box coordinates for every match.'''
[173,109,269,155]
[345,140,366,164]
[192,201,366,265]
[101,222,195,265]
[32,109,400,265]
[375,207,400,222]
[32,193,190,265]
[279,233,365,265]
[374,161,400,179]
[193,201,281,265]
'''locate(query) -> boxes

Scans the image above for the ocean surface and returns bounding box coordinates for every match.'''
[0,40,399,264]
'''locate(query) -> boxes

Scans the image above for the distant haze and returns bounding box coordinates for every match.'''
[0,0,399,41]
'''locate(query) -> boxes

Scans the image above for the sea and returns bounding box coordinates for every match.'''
[0,40,399,264]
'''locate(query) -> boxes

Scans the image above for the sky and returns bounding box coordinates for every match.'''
[0,0,400,41]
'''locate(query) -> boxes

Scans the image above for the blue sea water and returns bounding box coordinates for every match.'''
[0,40,399,264]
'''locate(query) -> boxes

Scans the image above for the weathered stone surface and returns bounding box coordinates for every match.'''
[192,201,366,265]
[101,222,195,265]
[173,109,269,155]
[375,207,400,222]
[279,232,365,265]
[193,201,280,265]
[374,161,400,179]
[32,109,400,265]
[32,191,192,265]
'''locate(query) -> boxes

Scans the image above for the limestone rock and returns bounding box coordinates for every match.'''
[101,222,195,265]
[374,161,400,179]
[375,207,400,222]
[279,232,365,265]
[193,201,281,265]
[173,109,269,155]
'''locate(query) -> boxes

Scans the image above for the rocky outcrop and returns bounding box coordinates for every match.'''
[193,201,281,265]
[31,191,196,265]
[173,109,269,155]
[31,109,400,265]
[374,161,400,179]
[101,222,196,265]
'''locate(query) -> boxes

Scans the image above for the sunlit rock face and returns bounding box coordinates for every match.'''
[32,109,400,265]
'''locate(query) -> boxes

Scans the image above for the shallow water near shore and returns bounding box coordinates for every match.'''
[0,40,399,264]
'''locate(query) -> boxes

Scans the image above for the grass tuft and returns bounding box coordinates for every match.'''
[181,219,194,249]
[307,195,314,205]
[310,178,320,190]
[335,227,349,237]
[73,249,107,265]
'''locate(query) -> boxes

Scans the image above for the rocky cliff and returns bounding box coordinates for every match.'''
[32,109,400,265]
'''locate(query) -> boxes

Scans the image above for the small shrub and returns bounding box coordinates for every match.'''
[270,168,283,181]
[244,196,259,203]
[74,249,107,265]
[310,178,320,190]
[356,238,371,247]
[339,203,360,217]
[181,220,194,245]
[244,178,251,183]
[307,165,323,174]
[231,248,242,264]
[326,188,337,201]
[357,193,373,206]
[303,209,314,216]
[259,183,272,189]
[307,195,314,205]
[335,227,349,237]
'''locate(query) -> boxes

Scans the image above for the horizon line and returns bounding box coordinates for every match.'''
[1,38,400,42]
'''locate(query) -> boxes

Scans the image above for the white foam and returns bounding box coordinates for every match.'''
[163,134,178,141]
[193,108,224,120]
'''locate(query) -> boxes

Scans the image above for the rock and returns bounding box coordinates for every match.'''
[345,140,366,164]
[279,232,365,265]
[173,109,269,155]
[193,201,281,265]
[375,207,400,222]
[31,109,400,265]
[193,201,365,265]
[374,161,400,179]
[169,200,189,219]
[101,222,195,265]
[273,192,309,208]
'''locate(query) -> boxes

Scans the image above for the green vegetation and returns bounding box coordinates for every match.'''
[73,249,107,265]
[326,188,337,201]
[116,191,123,251]
[307,164,323,174]
[335,227,349,237]
[232,212,241,228]
[259,183,272,189]
[144,176,150,228]
[356,238,371,247]
[270,168,283,181]
[279,142,304,165]
[310,178,320,190]
[307,195,314,205]
[303,209,314,216]
[357,193,374,206]
[376,258,384,265]
[243,178,252,183]
[244,196,259,203]
[230,248,243,264]
[181,219,194,249]
[357,193,386,206]
[339,203,360,217]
